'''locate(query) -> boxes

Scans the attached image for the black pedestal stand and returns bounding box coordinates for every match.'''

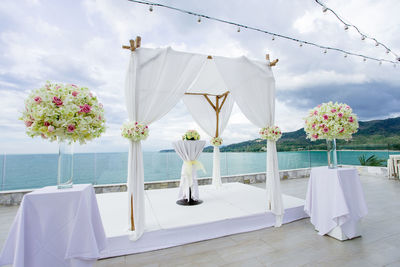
[176,187,203,206]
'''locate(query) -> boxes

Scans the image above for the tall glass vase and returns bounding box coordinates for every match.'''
[326,138,338,169]
[58,141,74,189]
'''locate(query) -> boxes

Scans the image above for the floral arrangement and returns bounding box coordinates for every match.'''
[121,121,149,142]
[259,126,282,141]
[20,82,106,144]
[304,101,359,141]
[211,137,223,146]
[182,130,200,140]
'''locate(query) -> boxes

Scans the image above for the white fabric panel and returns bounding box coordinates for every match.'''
[124,48,205,240]
[213,56,284,226]
[172,140,206,200]
[304,167,368,238]
[212,146,222,187]
[0,184,107,267]
[183,60,233,187]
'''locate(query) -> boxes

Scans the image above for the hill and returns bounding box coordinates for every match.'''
[161,117,400,152]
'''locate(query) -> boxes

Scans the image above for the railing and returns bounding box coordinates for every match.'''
[0,147,399,191]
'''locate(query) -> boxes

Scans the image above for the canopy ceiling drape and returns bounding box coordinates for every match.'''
[124,47,283,240]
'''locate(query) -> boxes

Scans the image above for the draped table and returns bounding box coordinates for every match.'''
[173,140,206,205]
[0,184,107,267]
[304,167,368,240]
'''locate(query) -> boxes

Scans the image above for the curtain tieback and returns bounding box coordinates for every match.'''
[183,160,206,187]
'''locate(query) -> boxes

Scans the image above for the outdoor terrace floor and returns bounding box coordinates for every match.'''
[1,174,399,266]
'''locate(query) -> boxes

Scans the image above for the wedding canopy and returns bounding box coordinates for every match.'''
[124,37,283,240]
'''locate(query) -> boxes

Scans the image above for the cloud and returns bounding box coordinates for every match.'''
[0,0,399,153]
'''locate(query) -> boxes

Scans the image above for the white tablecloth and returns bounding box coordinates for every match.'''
[0,184,107,267]
[304,167,368,238]
[173,140,206,200]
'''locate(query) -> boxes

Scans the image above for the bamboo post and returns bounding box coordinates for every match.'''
[215,96,220,137]
[122,36,142,52]
[266,53,279,67]
[130,194,135,231]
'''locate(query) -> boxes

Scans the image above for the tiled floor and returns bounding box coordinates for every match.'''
[1,175,400,267]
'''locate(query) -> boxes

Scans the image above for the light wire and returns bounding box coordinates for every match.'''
[126,0,399,65]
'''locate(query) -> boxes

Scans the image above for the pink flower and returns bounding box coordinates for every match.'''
[135,122,138,125]
[346,106,350,110]
[34,96,42,103]
[72,91,79,97]
[319,124,325,128]
[331,109,337,113]
[349,117,354,123]
[312,124,316,129]
[323,127,329,133]
[323,114,329,120]
[141,131,144,134]
[98,115,102,120]
[67,124,75,132]
[99,103,103,108]
[338,113,343,118]
[44,121,50,127]
[52,96,63,106]
[71,84,78,88]
[79,104,92,113]
[312,134,319,139]
[48,125,55,132]
[41,133,48,139]
[313,110,318,115]
[89,92,93,98]
[25,121,33,127]
[145,126,148,129]
[317,104,321,108]
[55,85,61,89]
[339,128,344,133]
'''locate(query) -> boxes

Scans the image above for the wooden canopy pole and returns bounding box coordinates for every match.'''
[123,36,142,51]
[184,91,230,138]
[123,36,142,232]
[266,54,279,67]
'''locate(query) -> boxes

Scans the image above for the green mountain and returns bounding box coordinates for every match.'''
[160,117,400,153]
[212,116,400,152]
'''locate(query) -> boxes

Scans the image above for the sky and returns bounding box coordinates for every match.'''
[0,0,399,154]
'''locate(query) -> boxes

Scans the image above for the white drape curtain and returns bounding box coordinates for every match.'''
[214,56,284,226]
[125,47,205,239]
[183,60,234,187]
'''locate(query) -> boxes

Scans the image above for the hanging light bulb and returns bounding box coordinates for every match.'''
[344,53,348,58]
[149,5,153,12]
[361,35,366,41]
[344,25,349,31]
[363,57,366,62]
[323,49,327,54]
[375,41,379,47]
[237,27,241,32]
[322,6,328,12]
[386,49,390,54]
[197,16,201,23]
[299,42,303,47]
[272,35,275,41]
[379,61,382,66]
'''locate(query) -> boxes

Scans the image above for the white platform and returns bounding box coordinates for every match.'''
[96,182,308,258]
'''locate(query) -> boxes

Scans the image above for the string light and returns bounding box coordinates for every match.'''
[237,27,240,32]
[314,0,399,61]
[344,53,348,58]
[197,16,201,23]
[126,0,400,67]
[363,58,366,62]
[149,5,153,11]
[379,61,382,66]
[299,42,303,47]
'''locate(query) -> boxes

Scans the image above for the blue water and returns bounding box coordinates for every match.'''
[0,151,398,191]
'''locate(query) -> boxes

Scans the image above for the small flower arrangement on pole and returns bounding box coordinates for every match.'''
[304,102,358,141]
[182,130,200,141]
[211,137,223,146]
[121,121,149,142]
[259,126,282,141]
[20,82,106,144]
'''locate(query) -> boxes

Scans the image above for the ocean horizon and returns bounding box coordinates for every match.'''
[0,150,397,191]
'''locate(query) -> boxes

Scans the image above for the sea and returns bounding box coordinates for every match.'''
[0,150,398,191]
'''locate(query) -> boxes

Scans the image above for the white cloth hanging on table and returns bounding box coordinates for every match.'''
[183,59,234,188]
[213,56,284,227]
[173,140,206,200]
[124,48,205,240]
